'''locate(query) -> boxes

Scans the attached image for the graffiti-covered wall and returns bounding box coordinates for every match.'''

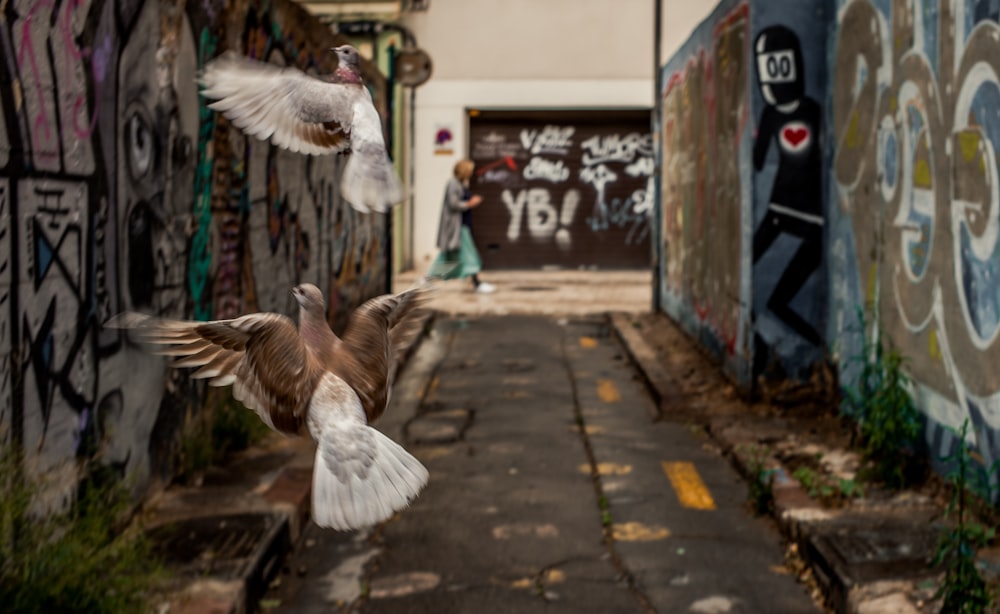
[0,0,388,508]
[660,0,1000,501]
[660,0,830,385]
[830,0,1000,499]
[660,0,753,382]
[660,0,829,384]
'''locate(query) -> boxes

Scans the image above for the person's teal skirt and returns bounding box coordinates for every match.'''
[428,226,481,280]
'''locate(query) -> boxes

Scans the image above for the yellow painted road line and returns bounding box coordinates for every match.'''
[597,379,621,403]
[579,336,598,348]
[581,462,633,476]
[612,521,671,542]
[661,461,716,510]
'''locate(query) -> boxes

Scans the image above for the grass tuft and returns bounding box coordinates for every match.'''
[0,447,164,613]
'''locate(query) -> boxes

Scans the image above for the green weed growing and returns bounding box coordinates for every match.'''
[842,307,923,489]
[742,444,775,516]
[792,465,863,505]
[932,419,996,614]
[598,494,613,527]
[180,387,271,481]
[0,447,164,613]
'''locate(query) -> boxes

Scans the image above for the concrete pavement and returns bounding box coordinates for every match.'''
[265,314,820,613]
[392,269,653,317]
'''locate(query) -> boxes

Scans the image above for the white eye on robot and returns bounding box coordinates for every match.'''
[756,50,797,84]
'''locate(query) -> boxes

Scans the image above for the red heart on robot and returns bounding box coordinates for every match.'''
[782,126,809,147]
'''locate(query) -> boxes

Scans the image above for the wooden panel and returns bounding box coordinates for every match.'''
[467,110,652,269]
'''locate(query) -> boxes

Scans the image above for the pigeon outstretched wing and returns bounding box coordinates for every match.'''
[332,282,430,423]
[199,52,353,156]
[106,311,321,434]
[199,49,404,213]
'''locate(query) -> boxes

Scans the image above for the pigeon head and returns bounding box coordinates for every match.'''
[333,45,361,71]
[292,283,326,313]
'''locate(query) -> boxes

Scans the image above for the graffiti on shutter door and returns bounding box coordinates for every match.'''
[469,112,652,269]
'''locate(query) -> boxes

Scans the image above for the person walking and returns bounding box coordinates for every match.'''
[428,159,495,293]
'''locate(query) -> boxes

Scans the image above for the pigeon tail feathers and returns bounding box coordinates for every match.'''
[341,149,405,214]
[311,427,428,530]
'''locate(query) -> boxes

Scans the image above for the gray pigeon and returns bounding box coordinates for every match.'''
[199,45,404,213]
[106,282,430,531]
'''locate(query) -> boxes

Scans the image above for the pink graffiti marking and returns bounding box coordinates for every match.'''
[16,1,59,164]
[15,0,100,165]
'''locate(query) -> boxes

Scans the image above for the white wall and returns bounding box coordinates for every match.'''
[402,0,714,270]
[405,0,654,80]
[658,2,719,60]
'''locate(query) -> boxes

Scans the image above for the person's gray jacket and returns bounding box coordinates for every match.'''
[436,177,472,251]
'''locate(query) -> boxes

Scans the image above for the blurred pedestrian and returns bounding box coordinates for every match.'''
[428,159,495,293]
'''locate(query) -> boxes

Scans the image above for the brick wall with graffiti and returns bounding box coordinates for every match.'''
[0,0,388,508]
[660,0,1000,501]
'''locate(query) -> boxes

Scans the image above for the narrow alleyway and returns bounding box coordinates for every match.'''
[265,313,820,613]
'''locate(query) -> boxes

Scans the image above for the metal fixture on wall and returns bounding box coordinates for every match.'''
[394,46,432,87]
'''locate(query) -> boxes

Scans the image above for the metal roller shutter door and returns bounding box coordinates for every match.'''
[467,109,652,269]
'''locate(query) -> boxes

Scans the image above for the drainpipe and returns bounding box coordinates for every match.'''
[384,43,395,293]
[652,0,663,313]
[408,87,416,275]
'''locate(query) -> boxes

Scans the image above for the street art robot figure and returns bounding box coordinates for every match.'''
[752,25,824,347]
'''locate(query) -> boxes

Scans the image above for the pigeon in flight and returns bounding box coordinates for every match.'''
[107,282,430,531]
[199,45,404,213]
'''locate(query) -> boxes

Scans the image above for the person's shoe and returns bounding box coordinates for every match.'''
[475,282,496,294]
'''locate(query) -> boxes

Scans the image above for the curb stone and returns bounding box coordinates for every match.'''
[608,312,683,421]
[150,459,309,613]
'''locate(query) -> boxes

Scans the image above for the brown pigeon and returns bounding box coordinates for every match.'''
[199,45,404,213]
[106,282,430,531]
